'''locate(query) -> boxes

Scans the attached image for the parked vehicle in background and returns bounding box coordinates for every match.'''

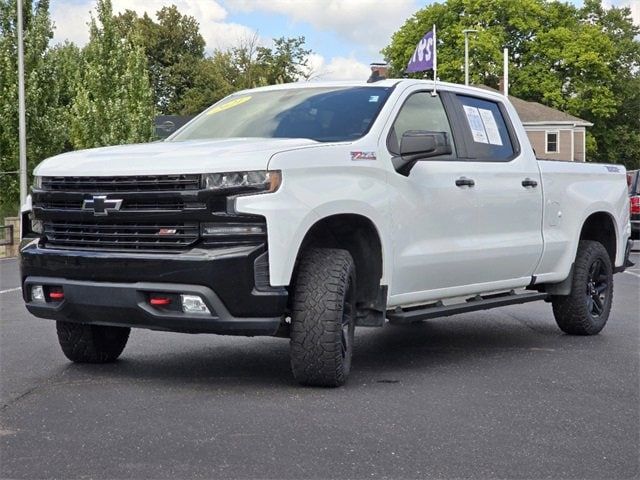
[628,170,639,240]
[19,80,633,387]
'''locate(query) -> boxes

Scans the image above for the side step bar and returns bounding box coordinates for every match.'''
[386,290,549,324]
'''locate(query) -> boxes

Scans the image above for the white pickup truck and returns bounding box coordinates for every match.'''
[20,80,633,387]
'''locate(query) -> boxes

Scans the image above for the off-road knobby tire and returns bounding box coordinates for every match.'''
[551,240,613,335]
[289,248,356,387]
[56,321,130,363]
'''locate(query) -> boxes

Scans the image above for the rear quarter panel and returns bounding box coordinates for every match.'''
[535,161,630,283]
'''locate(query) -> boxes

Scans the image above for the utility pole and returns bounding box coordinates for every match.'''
[17,0,27,207]
[503,48,509,97]
[463,29,478,86]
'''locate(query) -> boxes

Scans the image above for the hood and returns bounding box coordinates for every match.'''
[34,138,319,177]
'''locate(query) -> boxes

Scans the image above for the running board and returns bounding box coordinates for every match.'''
[386,290,549,324]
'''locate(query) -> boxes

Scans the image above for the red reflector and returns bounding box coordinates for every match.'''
[49,291,64,300]
[150,297,171,306]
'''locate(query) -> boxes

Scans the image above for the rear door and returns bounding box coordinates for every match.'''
[445,93,544,284]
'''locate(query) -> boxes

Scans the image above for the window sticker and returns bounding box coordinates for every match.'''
[369,95,380,102]
[206,96,252,115]
[478,108,503,146]
[463,105,488,144]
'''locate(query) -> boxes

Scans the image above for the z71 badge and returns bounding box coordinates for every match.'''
[350,151,377,161]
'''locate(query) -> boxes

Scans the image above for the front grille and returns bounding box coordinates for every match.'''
[36,198,204,212]
[34,175,264,252]
[43,221,199,251]
[41,175,201,192]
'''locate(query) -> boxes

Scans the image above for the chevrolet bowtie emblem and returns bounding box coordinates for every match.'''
[82,195,123,216]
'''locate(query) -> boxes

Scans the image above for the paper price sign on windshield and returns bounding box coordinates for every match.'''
[207,96,252,116]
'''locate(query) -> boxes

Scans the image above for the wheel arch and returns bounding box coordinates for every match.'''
[578,210,618,266]
[292,213,386,313]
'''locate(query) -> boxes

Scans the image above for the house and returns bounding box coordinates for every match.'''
[479,86,592,162]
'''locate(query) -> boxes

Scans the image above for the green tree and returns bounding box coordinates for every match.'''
[255,36,312,84]
[0,0,75,210]
[114,5,205,114]
[178,35,313,115]
[70,0,154,149]
[177,50,235,115]
[382,0,640,168]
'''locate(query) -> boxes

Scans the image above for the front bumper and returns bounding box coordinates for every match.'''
[20,241,288,335]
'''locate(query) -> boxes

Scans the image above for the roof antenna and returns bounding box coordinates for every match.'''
[367,62,389,83]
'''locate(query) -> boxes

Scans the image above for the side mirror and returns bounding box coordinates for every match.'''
[394,130,452,175]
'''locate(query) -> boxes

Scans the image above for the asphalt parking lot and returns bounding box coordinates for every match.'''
[1,253,639,480]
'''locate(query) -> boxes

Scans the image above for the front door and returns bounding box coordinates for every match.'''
[384,89,543,305]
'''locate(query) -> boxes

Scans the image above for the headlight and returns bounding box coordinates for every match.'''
[32,176,42,189]
[201,170,281,193]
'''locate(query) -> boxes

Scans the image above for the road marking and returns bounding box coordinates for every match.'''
[623,271,640,278]
[0,287,21,294]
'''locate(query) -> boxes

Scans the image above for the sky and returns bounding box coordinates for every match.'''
[50,0,640,81]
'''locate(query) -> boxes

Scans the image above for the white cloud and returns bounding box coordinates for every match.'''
[226,0,418,57]
[626,0,640,25]
[602,0,639,25]
[51,0,259,52]
[51,2,92,46]
[303,53,371,81]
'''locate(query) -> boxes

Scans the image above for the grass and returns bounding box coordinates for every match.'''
[0,202,19,221]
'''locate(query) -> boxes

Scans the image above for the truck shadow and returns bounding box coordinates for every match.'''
[63,313,591,388]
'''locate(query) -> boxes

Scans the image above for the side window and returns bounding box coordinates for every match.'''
[457,95,515,161]
[388,92,456,158]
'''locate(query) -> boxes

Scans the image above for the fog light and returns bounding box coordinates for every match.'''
[31,285,45,302]
[180,295,210,314]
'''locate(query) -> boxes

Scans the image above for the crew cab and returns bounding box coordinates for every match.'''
[20,80,633,387]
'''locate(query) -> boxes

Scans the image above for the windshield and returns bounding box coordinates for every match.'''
[169,86,393,143]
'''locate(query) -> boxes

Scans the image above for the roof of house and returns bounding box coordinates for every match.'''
[477,85,593,127]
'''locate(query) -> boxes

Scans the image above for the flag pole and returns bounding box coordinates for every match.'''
[17,0,27,207]
[431,24,437,96]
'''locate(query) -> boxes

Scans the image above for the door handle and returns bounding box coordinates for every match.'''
[522,178,538,188]
[455,177,475,187]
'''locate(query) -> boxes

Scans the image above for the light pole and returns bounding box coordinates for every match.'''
[463,29,478,86]
[17,0,27,207]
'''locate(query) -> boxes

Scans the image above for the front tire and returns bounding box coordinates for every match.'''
[551,240,613,335]
[56,321,130,363]
[289,248,356,387]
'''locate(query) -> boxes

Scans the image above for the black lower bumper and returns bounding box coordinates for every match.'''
[20,240,288,335]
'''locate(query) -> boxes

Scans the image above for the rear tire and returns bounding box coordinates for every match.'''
[56,321,130,363]
[551,240,613,335]
[289,248,356,387]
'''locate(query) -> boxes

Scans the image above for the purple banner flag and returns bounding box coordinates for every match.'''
[406,30,435,73]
